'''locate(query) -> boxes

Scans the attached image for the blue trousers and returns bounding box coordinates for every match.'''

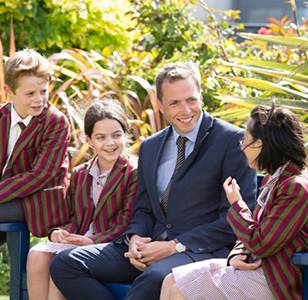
[50,242,214,300]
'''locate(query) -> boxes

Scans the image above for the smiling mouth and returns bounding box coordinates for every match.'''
[179,116,193,123]
[105,149,117,153]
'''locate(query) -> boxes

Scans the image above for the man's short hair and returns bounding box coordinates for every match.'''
[4,49,54,93]
[155,62,201,102]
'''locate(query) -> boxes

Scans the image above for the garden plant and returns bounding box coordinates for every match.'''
[1,0,308,296]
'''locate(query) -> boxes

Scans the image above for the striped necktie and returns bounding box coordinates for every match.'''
[161,136,188,215]
[18,121,26,131]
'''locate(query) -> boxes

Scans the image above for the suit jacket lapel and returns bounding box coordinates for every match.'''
[150,127,173,220]
[93,154,127,220]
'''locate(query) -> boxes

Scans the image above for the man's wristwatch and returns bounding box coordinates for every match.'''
[173,238,187,253]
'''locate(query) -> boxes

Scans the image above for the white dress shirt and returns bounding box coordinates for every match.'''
[2,104,32,175]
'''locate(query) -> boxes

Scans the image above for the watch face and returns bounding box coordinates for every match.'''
[176,242,186,253]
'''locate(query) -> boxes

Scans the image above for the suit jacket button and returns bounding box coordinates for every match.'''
[207,246,211,251]
[166,224,172,229]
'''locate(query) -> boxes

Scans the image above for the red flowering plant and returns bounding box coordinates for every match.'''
[257,27,273,35]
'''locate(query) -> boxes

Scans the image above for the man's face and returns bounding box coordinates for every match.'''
[158,76,202,135]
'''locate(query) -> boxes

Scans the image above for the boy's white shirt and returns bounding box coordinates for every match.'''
[2,103,32,175]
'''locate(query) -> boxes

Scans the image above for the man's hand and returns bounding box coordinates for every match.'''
[124,235,178,271]
[229,255,262,270]
[137,240,177,267]
[50,230,94,246]
[223,177,243,205]
[124,235,152,272]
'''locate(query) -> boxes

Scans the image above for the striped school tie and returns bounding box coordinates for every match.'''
[18,121,26,131]
[161,136,188,215]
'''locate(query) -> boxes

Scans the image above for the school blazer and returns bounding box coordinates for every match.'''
[0,101,70,237]
[56,153,138,244]
[227,162,308,300]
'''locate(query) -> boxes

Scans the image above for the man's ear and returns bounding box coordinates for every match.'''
[4,85,13,98]
[157,99,164,114]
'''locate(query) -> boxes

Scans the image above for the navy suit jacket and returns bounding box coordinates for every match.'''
[126,110,257,260]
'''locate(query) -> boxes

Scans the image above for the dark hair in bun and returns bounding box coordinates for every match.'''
[247,101,307,174]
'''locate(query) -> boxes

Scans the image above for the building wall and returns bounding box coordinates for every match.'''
[193,0,308,28]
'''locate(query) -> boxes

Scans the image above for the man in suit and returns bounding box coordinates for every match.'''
[50,62,257,300]
[0,49,70,242]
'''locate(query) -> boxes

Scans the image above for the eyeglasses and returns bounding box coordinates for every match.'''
[239,139,262,151]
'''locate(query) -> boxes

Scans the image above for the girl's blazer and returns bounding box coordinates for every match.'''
[0,102,71,237]
[56,154,138,244]
[227,162,308,300]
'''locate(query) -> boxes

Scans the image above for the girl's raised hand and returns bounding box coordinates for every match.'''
[223,177,242,205]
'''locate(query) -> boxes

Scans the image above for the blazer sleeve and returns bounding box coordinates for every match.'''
[177,130,257,253]
[0,109,70,203]
[227,175,308,258]
[91,163,138,244]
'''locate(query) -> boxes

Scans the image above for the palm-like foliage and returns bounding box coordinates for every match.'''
[48,49,164,169]
[214,33,308,126]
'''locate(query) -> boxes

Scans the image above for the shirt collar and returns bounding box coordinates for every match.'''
[172,110,203,143]
[89,156,113,179]
[11,102,33,127]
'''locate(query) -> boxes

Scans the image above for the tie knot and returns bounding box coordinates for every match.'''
[176,136,188,150]
[18,121,26,131]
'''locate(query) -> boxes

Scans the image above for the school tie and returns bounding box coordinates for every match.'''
[18,121,26,132]
[161,136,188,215]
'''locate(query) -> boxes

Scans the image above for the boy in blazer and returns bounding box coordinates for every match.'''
[50,62,257,300]
[0,49,70,242]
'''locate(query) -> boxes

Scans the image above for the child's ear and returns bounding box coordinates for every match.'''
[86,135,93,146]
[4,85,13,97]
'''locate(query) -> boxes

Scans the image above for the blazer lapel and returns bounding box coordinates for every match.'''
[2,104,48,179]
[93,154,127,220]
[80,160,96,232]
[0,103,11,176]
[255,162,301,220]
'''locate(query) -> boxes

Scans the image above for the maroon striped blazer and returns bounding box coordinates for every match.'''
[227,162,308,300]
[0,101,70,237]
[56,153,138,244]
